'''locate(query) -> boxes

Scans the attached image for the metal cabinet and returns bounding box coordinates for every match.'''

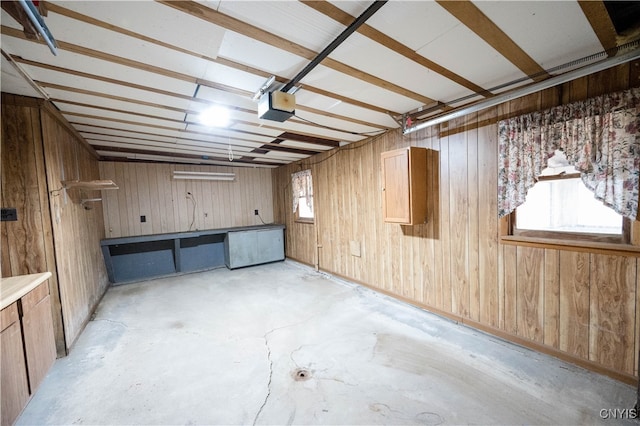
[225,228,285,269]
[101,225,286,283]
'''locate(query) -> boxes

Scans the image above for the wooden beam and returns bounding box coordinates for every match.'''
[578,1,618,56]
[13,55,387,132]
[436,0,549,82]
[93,145,281,166]
[301,0,492,98]
[43,1,399,116]
[156,0,436,105]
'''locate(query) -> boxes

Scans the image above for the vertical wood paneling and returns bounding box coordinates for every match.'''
[100,162,274,238]
[503,245,518,335]
[589,254,636,374]
[114,163,129,236]
[588,64,630,97]
[439,123,452,312]
[423,129,438,307]
[365,140,380,288]
[272,61,640,381]
[137,165,152,235]
[544,249,560,348]
[1,103,47,276]
[41,108,110,349]
[2,95,110,352]
[559,251,590,359]
[1,97,66,355]
[478,109,499,328]
[467,113,480,322]
[562,75,588,104]
[449,117,470,318]
[516,246,544,342]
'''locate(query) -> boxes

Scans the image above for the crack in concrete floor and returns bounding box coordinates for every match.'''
[15,261,638,425]
[253,332,273,425]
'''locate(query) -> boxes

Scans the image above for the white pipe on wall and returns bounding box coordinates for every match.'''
[403,46,640,135]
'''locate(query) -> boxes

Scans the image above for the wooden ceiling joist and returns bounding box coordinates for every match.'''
[41,1,401,116]
[301,0,491,98]
[578,1,618,56]
[436,0,549,82]
[156,0,437,105]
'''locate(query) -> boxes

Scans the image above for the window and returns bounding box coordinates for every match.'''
[513,150,627,243]
[292,169,314,223]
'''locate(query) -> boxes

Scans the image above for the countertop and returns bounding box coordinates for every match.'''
[101,224,286,246]
[0,272,52,310]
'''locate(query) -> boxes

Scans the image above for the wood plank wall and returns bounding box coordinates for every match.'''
[1,95,64,354]
[1,94,110,352]
[273,61,640,383]
[40,105,110,349]
[99,162,274,238]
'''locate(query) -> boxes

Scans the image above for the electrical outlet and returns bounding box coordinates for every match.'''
[140,215,146,223]
[254,209,259,215]
[1,208,17,222]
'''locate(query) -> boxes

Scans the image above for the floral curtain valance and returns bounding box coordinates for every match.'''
[292,169,313,213]
[498,87,640,220]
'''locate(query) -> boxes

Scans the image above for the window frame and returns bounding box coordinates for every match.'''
[292,169,314,224]
[509,172,631,245]
[294,195,314,224]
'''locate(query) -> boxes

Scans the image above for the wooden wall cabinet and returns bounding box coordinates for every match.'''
[381,147,427,225]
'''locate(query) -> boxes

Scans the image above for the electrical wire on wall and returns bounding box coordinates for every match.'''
[278,131,388,198]
[228,135,234,162]
[293,113,389,136]
[186,191,197,231]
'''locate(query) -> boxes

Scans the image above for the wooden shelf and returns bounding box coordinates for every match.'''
[61,180,118,190]
[81,198,102,209]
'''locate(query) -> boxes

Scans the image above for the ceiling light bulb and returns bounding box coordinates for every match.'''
[198,105,230,127]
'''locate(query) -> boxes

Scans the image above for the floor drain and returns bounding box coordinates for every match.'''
[293,368,312,381]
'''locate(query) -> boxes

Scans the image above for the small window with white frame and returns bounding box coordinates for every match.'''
[292,169,314,223]
[513,150,627,243]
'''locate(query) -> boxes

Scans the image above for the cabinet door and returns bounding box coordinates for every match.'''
[381,147,427,225]
[256,229,285,263]
[1,305,29,426]
[381,148,411,223]
[21,282,56,393]
[226,228,285,269]
[225,231,258,269]
[22,296,56,393]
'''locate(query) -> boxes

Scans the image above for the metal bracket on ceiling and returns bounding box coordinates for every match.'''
[280,1,388,94]
[400,102,447,132]
[1,50,50,99]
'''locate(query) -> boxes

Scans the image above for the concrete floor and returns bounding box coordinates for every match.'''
[18,260,637,425]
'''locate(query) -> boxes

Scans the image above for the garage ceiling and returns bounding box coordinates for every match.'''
[1,1,639,168]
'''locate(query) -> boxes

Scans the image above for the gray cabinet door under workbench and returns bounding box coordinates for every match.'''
[224,228,284,269]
